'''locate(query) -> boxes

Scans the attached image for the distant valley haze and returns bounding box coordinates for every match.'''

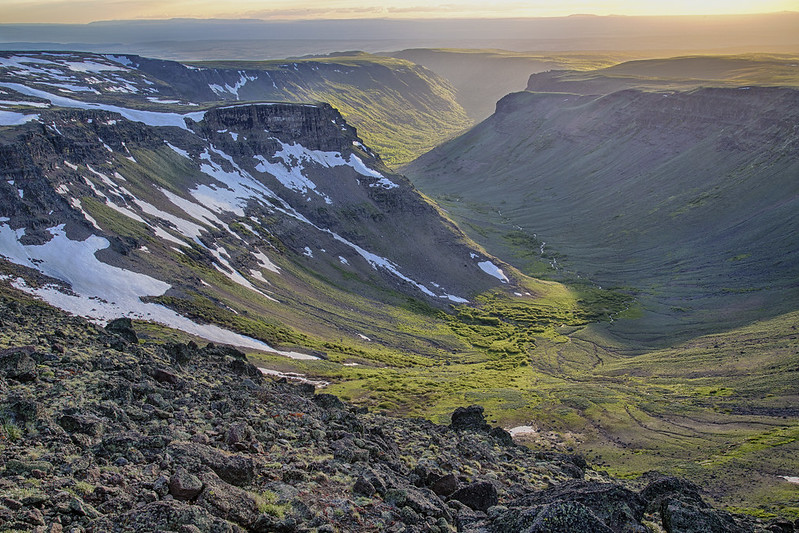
[1,7,798,60]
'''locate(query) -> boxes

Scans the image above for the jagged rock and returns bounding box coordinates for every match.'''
[5,459,54,475]
[431,473,459,497]
[766,519,795,533]
[5,395,40,423]
[450,405,491,432]
[105,317,139,344]
[224,422,256,448]
[331,438,370,463]
[511,480,646,532]
[151,367,178,384]
[353,476,376,496]
[661,498,749,533]
[163,341,198,364]
[0,346,38,382]
[640,474,707,512]
[195,471,260,528]
[489,426,515,447]
[449,481,498,512]
[405,487,450,519]
[169,467,203,501]
[58,411,104,437]
[228,358,261,377]
[92,500,240,532]
[492,501,616,533]
[313,393,347,411]
[167,441,255,486]
[203,343,247,360]
[69,496,100,518]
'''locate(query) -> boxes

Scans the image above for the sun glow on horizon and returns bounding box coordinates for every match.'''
[0,0,797,24]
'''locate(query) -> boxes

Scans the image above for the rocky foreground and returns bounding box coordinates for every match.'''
[0,289,794,532]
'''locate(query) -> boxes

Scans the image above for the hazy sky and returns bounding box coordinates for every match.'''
[2,0,798,24]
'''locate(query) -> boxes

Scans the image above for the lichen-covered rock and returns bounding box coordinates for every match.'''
[166,441,255,486]
[511,480,647,532]
[169,467,204,501]
[195,471,260,528]
[492,501,615,533]
[0,346,38,382]
[450,481,498,512]
[661,499,750,533]
[105,317,139,344]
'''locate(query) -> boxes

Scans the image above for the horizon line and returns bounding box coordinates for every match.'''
[1,11,797,26]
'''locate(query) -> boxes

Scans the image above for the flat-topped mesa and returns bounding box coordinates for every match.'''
[194,102,365,155]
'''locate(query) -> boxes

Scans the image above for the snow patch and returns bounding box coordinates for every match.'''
[253,250,280,273]
[478,261,509,283]
[0,110,39,125]
[0,83,205,130]
[0,223,289,353]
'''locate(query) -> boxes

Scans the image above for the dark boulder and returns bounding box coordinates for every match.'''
[163,341,198,364]
[640,474,707,512]
[151,367,179,384]
[353,476,376,497]
[661,498,749,533]
[490,426,515,447]
[169,467,204,501]
[203,343,246,360]
[105,317,139,344]
[449,481,498,512]
[431,473,459,497]
[195,471,260,528]
[511,480,646,532]
[313,393,346,411]
[492,501,615,533]
[167,441,255,486]
[58,411,105,437]
[0,346,38,382]
[450,405,490,432]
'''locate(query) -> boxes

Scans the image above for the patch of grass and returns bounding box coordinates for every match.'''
[1,420,22,442]
[254,490,289,518]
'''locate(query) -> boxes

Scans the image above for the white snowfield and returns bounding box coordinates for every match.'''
[0,223,313,357]
[478,261,510,283]
[0,53,149,96]
[0,110,39,126]
[0,83,205,130]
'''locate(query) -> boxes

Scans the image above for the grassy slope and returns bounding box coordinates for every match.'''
[404,85,799,345]
[190,53,472,167]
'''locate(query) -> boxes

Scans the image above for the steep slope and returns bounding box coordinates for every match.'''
[130,51,472,167]
[405,85,799,343]
[0,51,472,168]
[0,52,515,363]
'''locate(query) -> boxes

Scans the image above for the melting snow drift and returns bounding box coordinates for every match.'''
[0,223,310,356]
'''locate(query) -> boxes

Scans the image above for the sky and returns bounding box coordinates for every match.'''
[1,0,798,24]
